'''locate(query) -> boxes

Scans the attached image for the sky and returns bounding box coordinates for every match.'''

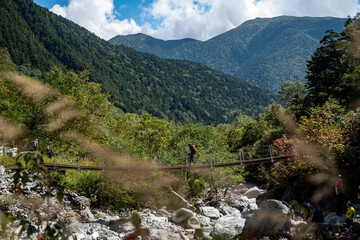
[33,0,360,41]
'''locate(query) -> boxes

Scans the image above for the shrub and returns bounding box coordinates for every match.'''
[0,194,15,211]
[60,170,134,210]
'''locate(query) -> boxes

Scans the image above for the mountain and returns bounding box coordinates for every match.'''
[0,0,279,124]
[109,16,346,92]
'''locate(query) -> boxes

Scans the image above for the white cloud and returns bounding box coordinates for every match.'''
[50,0,152,39]
[50,0,360,41]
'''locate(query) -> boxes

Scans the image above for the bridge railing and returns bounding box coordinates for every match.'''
[152,145,276,168]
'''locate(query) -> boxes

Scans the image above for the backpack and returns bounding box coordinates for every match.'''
[46,145,52,152]
[190,145,197,155]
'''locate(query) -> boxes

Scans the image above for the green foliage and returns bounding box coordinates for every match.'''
[305,30,349,106]
[264,160,318,188]
[0,194,15,211]
[110,16,346,92]
[60,170,134,210]
[0,152,69,239]
[299,99,349,153]
[0,48,17,72]
[0,0,278,124]
[279,80,307,119]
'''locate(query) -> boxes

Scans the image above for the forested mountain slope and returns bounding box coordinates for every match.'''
[0,0,278,124]
[110,16,346,92]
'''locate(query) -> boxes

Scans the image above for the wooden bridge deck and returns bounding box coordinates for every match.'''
[44,155,295,171]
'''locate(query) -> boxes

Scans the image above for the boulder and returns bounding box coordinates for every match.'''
[186,216,201,229]
[171,208,196,225]
[195,213,212,226]
[150,229,188,240]
[218,202,241,217]
[231,196,251,211]
[6,148,18,157]
[212,215,246,239]
[324,213,343,227]
[0,165,5,175]
[241,202,258,219]
[243,186,264,199]
[109,219,135,233]
[65,222,87,235]
[242,199,291,236]
[259,199,291,214]
[171,191,195,210]
[200,206,221,219]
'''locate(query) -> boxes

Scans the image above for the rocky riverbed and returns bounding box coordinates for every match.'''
[0,165,359,239]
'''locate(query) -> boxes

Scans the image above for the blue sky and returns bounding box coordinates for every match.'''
[34,0,150,25]
[33,0,360,41]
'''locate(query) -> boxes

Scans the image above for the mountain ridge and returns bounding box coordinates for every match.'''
[109,16,346,92]
[0,0,278,124]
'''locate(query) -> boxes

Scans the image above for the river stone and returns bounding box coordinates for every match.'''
[259,199,290,214]
[195,213,212,226]
[0,165,5,175]
[200,206,220,219]
[91,232,99,239]
[73,233,86,239]
[231,196,251,211]
[243,200,290,236]
[186,216,201,229]
[241,202,259,219]
[150,229,187,240]
[243,186,263,199]
[109,219,135,233]
[65,222,87,235]
[212,215,246,239]
[218,202,241,216]
[171,208,196,225]
[324,213,343,227]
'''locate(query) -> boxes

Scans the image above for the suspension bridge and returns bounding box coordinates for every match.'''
[2,145,296,172]
[43,154,296,172]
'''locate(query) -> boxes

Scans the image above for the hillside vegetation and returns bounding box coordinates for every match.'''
[1,7,360,238]
[110,16,346,92]
[0,0,278,124]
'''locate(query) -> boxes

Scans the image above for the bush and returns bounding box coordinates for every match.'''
[60,170,134,211]
[264,159,318,188]
[0,194,15,211]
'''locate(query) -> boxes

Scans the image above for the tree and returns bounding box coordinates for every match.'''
[279,80,306,119]
[305,30,349,106]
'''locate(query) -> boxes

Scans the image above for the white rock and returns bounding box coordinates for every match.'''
[231,196,251,210]
[218,202,241,216]
[150,229,187,240]
[91,232,99,239]
[0,165,5,175]
[73,233,86,239]
[212,215,246,239]
[195,214,212,226]
[243,186,263,199]
[200,206,220,219]
[241,202,259,219]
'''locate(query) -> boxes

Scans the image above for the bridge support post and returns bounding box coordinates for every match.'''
[269,145,274,163]
[213,152,215,167]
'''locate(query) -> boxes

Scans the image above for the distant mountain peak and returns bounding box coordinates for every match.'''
[110,16,346,92]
